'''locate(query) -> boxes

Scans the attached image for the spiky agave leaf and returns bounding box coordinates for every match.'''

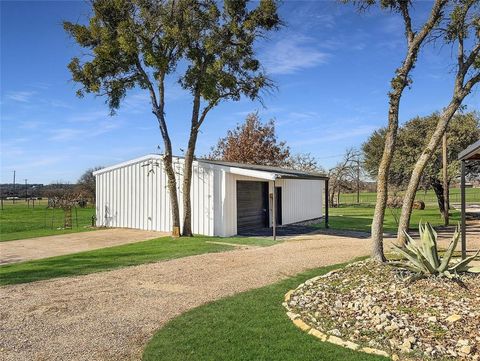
[403,224,439,270]
[391,243,430,274]
[465,266,480,273]
[387,261,425,273]
[449,249,480,273]
[420,222,440,268]
[437,224,460,273]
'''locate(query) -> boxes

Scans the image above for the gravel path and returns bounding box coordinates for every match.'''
[0,229,166,265]
[0,233,371,361]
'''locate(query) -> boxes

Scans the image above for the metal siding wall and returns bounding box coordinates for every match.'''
[95,173,103,227]
[95,156,214,235]
[279,179,324,224]
[213,169,225,236]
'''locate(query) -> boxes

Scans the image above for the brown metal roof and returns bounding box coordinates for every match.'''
[198,159,329,180]
[458,140,480,161]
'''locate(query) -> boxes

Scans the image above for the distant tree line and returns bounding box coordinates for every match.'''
[0,166,102,205]
[362,111,480,219]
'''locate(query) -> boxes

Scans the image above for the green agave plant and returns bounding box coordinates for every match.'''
[390,222,480,279]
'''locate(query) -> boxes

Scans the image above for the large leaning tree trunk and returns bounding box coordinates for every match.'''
[370,0,448,261]
[396,1,480,245]
[151,75,182,237]
[182,92,215,236]
[179,0,281,236]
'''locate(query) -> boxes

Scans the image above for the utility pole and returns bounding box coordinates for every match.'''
[356,155,360,204]
[12,170,16,204]
[25,179,28,200]
[442,132,449,226]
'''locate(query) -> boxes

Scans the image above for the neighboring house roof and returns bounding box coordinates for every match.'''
[93,154,328,180]
[458,140,480,161]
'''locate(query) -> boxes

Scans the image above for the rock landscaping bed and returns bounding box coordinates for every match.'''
[284,260,480,360]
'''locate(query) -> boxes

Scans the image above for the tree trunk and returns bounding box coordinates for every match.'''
[371,85,404,262]
[154,77,180,236]
[138,63,181,237]
[154,113,181,237]
[370,0,447,261]
[431,179,447,222]
[371,74,410,261]
[182,93,202,236]
[396,97,463,245]
[182,129,199,236]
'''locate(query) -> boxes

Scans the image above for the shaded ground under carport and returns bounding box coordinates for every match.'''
[238,224,318,238]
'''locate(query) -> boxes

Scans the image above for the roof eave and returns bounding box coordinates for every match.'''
[458,140,480,161]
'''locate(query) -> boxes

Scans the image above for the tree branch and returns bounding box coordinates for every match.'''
[399,1,414,45]
[134,57,159,110]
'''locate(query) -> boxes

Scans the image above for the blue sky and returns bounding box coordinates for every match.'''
[1,1,478,184]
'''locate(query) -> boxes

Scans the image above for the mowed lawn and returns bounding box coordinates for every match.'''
[0,200,96,242]
[338,187,480,205]
[320,204,460,234]
[0,235,274,286]
[143,260,386,361]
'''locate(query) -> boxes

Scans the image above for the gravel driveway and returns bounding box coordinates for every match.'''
[0,229,166,265]
[0,233,371,361]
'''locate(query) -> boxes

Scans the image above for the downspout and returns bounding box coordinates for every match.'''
[272,178,276,241]
[325,178,329,229]
[461,160,466,260]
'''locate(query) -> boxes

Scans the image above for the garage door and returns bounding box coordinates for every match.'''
[236,181,269,234]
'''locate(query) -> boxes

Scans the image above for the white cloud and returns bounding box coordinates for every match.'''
[5,91,36,103]
[314,14,336,29]
[276,111,320,126]
[290,124,378,146]
[90,121,120,136]
[49,128,84,141]
[68,110,110,123]
[261,35,329,75]
[19,120,44,129]
[48,120,120,142]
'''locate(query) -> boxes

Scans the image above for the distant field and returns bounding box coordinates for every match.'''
[338,187,480,205]
[322,204,461,234]
[0,200,96,242]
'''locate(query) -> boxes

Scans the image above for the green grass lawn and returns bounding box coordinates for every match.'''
[321,204,460,234]
[0,235,271,286]
[0,200,96,242]
[339,187,480,205]
[143,261,386,361]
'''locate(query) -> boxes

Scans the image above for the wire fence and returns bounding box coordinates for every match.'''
[0,199,96,235]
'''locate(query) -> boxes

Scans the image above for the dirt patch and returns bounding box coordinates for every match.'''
[0,228,167,264]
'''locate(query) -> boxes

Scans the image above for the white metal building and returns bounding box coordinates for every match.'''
[93,154,328,237]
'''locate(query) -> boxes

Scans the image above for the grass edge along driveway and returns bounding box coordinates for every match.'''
[143,260,387,361]
[0,235,273,286]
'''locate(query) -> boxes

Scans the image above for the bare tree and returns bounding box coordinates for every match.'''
[328,149,361,207]
[287,153,325,173]
[76,166,103,204]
